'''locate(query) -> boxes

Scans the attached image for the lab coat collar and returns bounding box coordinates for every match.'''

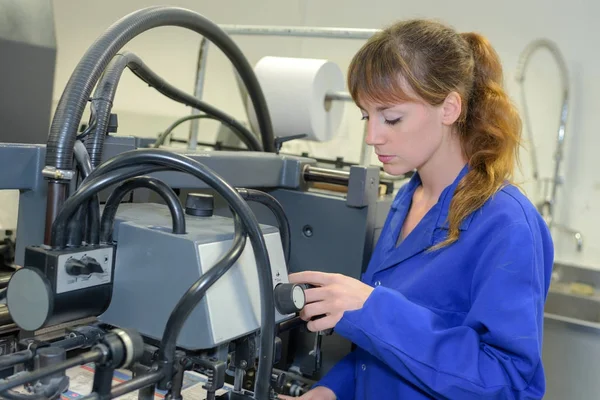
[374,164,473,274]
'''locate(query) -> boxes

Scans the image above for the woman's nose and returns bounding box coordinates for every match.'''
[364,123,386,146]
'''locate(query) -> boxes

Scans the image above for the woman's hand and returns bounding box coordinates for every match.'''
[289,271,374,332]
[278,386,336,399]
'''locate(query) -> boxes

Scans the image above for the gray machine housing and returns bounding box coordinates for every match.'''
[99,202,293,350]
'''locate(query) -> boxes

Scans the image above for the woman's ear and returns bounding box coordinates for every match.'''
[441,91,462,126]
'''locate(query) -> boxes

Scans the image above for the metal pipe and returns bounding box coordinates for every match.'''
[219,25,380,39]
[0,349,33,371]
[188,37,210,151]
[325,91,353,102]
[0,348,103,392]
[44,182,68,245]
[303,166,349,186]
[515,38,569,228]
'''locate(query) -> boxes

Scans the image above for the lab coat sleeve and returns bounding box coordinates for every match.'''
[313,350,357,400]
[334,222,548,399]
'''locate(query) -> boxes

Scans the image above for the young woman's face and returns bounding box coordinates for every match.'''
[360,98,446,176]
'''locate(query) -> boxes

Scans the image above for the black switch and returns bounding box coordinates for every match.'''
[65,256,103,276]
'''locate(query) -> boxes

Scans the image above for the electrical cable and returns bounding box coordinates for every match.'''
[123,53,262,151]
[237,188,290,266]
[153,114,241,149]
[68,140,100,246]
[86,52,262,169]
[50,149,275,399]
[100,176,186,243]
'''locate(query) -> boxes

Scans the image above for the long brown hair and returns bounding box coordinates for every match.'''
[348,19,522,248]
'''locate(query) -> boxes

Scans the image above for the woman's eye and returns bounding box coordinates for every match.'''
[361,115,369,121]
[384,118,401,126]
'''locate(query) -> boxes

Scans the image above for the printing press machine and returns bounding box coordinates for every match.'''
[0,3,402,399]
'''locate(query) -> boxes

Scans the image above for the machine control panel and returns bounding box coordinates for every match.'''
[65,256,104,276]
[56,248,113,294]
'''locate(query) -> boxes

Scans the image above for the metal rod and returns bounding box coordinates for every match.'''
[109,371,164,398]
[0,348,103,392]
[325,91,353,102]
[188,37,210,151]
[303,166,349,186]
[0,349,33,371]
[219,25,380,39]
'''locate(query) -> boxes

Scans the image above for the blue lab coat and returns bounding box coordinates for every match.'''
[316,165,554,399]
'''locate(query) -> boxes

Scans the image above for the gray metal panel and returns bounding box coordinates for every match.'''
[0,144,47,266]
[102,136,315,189]
[0,144,44,190]
[0,0,56,47]
[542,317,600,399]
[0,0,56,145]
[100,203,291,350]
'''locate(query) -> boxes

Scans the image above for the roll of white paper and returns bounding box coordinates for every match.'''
[247,56,346,142]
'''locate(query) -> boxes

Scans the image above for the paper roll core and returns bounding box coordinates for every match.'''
[247,56,346,142]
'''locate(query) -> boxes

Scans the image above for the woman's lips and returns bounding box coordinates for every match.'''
[377,155,395,163]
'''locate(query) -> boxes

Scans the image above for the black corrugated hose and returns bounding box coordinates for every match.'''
[46,6,275,173]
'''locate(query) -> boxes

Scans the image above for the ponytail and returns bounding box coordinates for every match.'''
[434,32,522,249]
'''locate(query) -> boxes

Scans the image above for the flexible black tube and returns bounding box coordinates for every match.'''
[153,114,250,149]
[50,149,275,399]
[124,55,262,151]
[53,165,169,247]
[159,212,245,382]
[46,6,274,172]
[101,176,186,243]
[238,188,290,266]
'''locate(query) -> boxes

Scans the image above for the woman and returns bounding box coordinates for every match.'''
[279,19,554,400]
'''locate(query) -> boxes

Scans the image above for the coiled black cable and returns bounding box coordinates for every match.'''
[50,149,275,399]
[100,176,186,243]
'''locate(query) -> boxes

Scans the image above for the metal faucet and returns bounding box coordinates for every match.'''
[516,39,582,252]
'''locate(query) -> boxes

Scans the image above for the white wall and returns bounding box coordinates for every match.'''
[41,0,599,267]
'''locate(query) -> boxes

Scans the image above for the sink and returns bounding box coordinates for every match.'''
[545,262,600,327]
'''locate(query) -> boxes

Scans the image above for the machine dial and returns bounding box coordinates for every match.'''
[274,283,306,315]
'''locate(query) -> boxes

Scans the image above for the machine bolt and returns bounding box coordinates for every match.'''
[302,225,313,238]
[240,360,248,369]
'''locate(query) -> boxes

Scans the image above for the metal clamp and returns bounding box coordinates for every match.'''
[42,167,75,181]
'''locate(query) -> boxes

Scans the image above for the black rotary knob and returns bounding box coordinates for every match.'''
[185,193,214,217]
[274,283,306,315]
